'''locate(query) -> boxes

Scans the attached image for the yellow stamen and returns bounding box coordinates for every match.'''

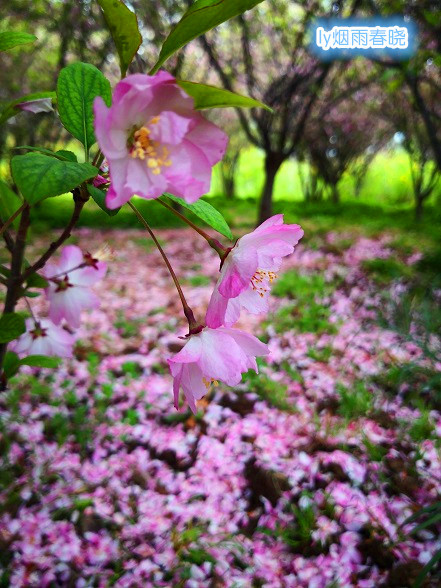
[129,116,173,174]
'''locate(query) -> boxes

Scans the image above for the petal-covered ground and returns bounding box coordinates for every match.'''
[1,227,440,587]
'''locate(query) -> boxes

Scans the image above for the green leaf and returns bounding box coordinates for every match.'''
[23,291,41,298]
[57,62,111,155]
[410,511,441,534]
[14,146,75,160]
[163,193,233,240]
[97,0,142,77]
[11,153,98,205]
[0,180,22,229]
[0,91,56,125]
[19,355,62,369]
[87,185,120,216]
[0,266,11,278]
[26,273,49,289]
[0,313,26,343]
[3,351,20,379]
[177,80,271,111]
[150,0,265,74]
[0,31,36,52]
[414,549,441,588]
[56,150,78,162]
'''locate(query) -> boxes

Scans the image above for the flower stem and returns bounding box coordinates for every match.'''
[128,200,202,334]
[0,202,26,237]
[157,197,228,259]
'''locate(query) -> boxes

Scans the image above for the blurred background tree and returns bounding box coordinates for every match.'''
[1,0,440,225]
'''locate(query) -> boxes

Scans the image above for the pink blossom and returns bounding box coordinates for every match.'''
[93,72,228,209]
[206,215,303,327]
[13,318,74,358]
[44,245,107,328]
[168,326,269,413]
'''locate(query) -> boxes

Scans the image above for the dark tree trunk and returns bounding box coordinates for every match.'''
[223,175,235,199]
[415,195,424,222]
[331,183,340,204]
[258,152,284,224]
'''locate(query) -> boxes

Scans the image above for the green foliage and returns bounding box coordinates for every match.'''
[337,382,373,421]
[0,180,22,229]
[88,185,120,216]
[362,258,413,285]
[177,80,271,111]
[2,352,20,379]
[408,409,435,443]
[272,271,331,300]
[262,503,316,550]
[20,355,62,369]
[244,371,294,412]
[270,270,336,335]
[363,436,388,462]
[307,345,333,363]
[123,409,139,425]
[0,31,36,52]
[121,361,142,377]
[374,363,441,409]
[271,302,336,335]
[11,153,98,204]
[163,194,233,240]
[184,275,212,287]
[114,313,143,338]
[0,313,26,343]
[97,0,142,77]
[56,62,111,155]
[150,0,265,73]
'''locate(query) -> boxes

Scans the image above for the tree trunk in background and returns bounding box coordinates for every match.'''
[331,184,340,204]
[415,194,424,222]
[258,153,284,225]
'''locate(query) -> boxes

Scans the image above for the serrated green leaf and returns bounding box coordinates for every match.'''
[177,80,271,111]
[97,0,142,77]
[0,91,56,125]
[0,180,22,229]
[0,313,26,343]
[19,355,62,369]
[0,31,36,52]
[163,193,233,240]
[150,0,265,74]
[57,62,111,155]
[11,153,98,205]
[3,351,20,379]
[87,185,120,216]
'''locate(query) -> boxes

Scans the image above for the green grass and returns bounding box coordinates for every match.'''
[16,146,440,253]
[243,371,295,412]
[362,258,414,285]
[337,381,373,421]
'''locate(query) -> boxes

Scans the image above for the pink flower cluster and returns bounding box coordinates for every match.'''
[13,245,107,358]
[169,215,303,412]
[92,71,303,412]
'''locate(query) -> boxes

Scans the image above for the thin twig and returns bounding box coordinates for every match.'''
[128,200,201,333]
[157,197,227,257]
[21,190,87,283]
